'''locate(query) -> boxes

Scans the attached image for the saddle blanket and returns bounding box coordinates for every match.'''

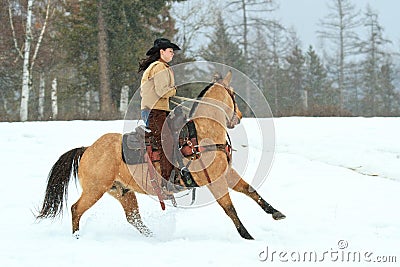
[122,126,148,165]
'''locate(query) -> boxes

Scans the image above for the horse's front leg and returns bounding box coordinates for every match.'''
[207,178,254,240]
[226,167,286,220]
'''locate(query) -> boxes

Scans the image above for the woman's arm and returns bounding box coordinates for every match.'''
[153,64,176,98]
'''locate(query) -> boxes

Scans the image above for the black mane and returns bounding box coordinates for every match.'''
[188,83,215,118]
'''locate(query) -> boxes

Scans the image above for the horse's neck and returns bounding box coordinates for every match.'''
[193,117,227,145]
[191,86,229,144]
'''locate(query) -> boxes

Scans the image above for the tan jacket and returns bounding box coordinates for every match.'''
[140,60,176,111]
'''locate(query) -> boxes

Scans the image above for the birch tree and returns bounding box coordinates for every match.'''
[51,78,57,119]
[8,0,52,121]
[38,72,45,120]
[119,85,129,116]
[19,0,33,121]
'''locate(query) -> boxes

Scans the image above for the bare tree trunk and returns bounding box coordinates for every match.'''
[84,91,91,117]
[0,90,9,118]
[51,78,58,120]
[241,0,248,63]
[318,0,361,112]
[97,0,114,118]
[301,90,308,111]
[119,85,129,117]
[337,0,343,110]
[38,72,45,120]
[240,0,252,116]
[20,0,33,121]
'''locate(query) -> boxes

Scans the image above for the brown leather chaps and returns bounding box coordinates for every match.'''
[147,109,174,181]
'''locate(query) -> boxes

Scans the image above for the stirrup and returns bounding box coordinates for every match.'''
[180,167,197,187]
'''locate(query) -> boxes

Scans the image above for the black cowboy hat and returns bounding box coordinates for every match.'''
[146,38,181,56]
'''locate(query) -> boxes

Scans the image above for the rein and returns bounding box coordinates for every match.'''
[172,95,230,119]
[171,83,238,126]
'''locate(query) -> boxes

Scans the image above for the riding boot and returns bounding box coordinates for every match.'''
[180,166,197,187]
[166,113,198,188]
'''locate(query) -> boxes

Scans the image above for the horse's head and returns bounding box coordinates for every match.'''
[213,71,243,129]
[189,71,243,131]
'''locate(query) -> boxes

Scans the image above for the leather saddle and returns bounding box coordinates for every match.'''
[121,107,199,189]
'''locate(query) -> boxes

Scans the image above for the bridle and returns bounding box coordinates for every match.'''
[219,83,240,129]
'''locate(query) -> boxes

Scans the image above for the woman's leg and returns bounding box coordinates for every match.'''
[148,109,174,183]
[141,108,150,127]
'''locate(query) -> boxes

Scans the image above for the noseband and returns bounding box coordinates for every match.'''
[221,84,239,128]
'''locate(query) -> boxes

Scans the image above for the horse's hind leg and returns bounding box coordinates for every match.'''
[226,168,286,220]
[71,188,107,238]
[108,182,152,237]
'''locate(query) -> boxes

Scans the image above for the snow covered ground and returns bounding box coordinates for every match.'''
[0,118,399,266]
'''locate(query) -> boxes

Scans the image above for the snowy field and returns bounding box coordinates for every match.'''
[0,117,399,267]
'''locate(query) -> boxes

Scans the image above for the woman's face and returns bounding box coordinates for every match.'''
[160,48,175,63]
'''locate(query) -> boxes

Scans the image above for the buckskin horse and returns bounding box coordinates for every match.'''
[36,71,285,240]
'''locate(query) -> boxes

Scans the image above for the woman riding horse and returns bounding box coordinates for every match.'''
[139,38,181,189]
[36,71,286,240]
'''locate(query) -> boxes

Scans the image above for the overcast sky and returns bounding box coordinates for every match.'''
[171,0,399,55]
[274,0,399,51]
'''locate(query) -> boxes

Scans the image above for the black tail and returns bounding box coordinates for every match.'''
[36,147,86,219]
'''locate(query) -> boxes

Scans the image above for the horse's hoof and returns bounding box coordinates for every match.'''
[72,231,80,239]
[238,226,254,240]
[272,211,286,220]
[142,229,153,237]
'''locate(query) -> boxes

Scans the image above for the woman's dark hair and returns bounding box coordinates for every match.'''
[138,51,160,73]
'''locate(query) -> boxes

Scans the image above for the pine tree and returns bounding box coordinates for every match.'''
[304,46,332,113]
[263,21,289,115]
[378,59,397,116]
[285,44,305,114]
[56,0,183,119]
[200,11,246,72]
[359,5,392,116]
[346,61,363,115]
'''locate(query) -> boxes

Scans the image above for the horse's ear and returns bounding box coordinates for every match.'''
[212,72,223,83]
[222,70,232,87]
